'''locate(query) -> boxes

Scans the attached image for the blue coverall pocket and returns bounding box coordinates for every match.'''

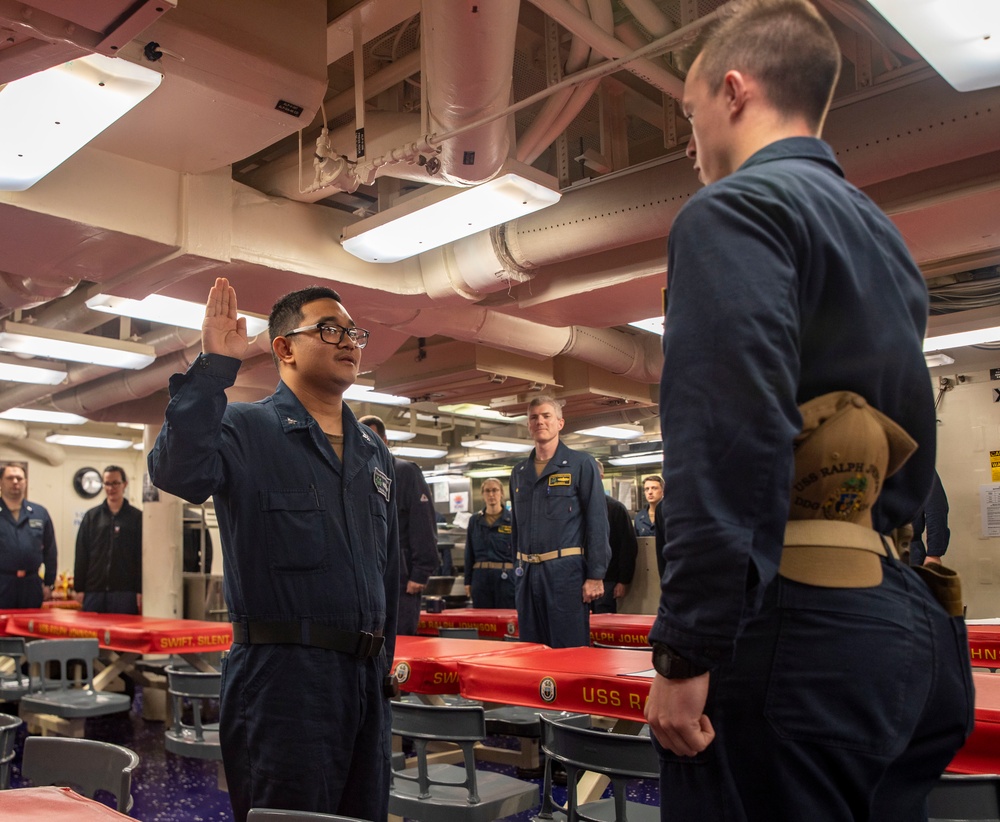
[260,489,330,572]
[765,584,916,755]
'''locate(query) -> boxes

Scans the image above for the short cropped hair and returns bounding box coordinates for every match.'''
[268,286,343,366]
[103,465,127,484]
[644,475,664,489]
[0,463,25,480]
[527,394,564,420]
[358,414,387,441]
[695,0,840,131]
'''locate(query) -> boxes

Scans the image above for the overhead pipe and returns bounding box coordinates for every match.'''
[515,0,594,164]
[419,0,520,185]
[525,0,685,98]
[0,420,65,465]
[374,305,662,383]
[50,332,272,416]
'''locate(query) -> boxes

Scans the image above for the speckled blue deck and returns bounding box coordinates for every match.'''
[2,689,661,821]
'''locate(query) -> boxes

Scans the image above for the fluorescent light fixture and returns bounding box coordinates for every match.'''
[608,452,663,467]
[133,442,145,450]
[0,53,162,191]
[0,321,157,369]
[422,474,456,484]
[86,293,268,336]
[385,428,417,442]
[391,444,449,459]
[0,354,67,385]
[437,403,526,423]
[341,165,561,263]
[575,424,644,440]
[466,467,516,479]
[460,435,533,454]
[923,325,1000,352]
[46,434,135,450]
[628,316,664,335]
[0,407,86,425]
[868,0,1000,92]
[924,352,955,368]
[344,384,411,406]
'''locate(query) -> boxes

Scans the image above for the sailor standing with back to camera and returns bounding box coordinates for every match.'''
[643,1,973,819]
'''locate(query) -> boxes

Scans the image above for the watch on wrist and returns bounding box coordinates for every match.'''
[651,643,709,680]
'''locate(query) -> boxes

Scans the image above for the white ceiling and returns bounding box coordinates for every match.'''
[1,0,999,468]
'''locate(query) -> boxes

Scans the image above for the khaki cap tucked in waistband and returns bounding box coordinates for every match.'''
[780,520,891,588]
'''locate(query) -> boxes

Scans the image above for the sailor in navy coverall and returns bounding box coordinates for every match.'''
[510,396,609,648]
[149,279,399,822]
[464,478,515,608]
[644,4,972,819]
[360,414,439,635]
[0,463,56,608]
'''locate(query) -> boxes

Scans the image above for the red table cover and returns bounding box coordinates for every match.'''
[967,624,1000,669]
[3,610,232,654]
[589,614,654,647]
[457,645,654,722]
[0,786,131,820]
[392,635,542,694]
[946,672,1000,774]
[417,608,518,639]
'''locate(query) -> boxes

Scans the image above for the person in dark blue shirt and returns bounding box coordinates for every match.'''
[464,478,515,608]
[909,470,950,567]
[643,2,972,819]
[360,414,439,634]
[149,278,399,822]
[0,463,56,608]
[634,475,663,537]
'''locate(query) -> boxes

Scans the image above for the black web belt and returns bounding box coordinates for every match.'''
[232,620,384,658]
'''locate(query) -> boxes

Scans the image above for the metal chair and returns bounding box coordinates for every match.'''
[0,637,30,702]
[389,701,539,822]
[247,811,368,821]
[19,638,132,720]
[0,712,23,789]
[20,735,140,813]
[928,773,1000,821]
[164,665,222,760]
[539,714,659,822]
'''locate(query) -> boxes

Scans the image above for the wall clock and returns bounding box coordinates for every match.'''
[73,467,103,499]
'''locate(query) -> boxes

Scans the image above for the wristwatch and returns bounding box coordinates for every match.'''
[651,642,709,679]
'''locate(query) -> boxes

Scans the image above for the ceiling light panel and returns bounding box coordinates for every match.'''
[87,293,268,336]
[0,408,87,424]
[0,321,156,369]
[46,434,135,449]
[341,170,561,263]
[0,354,68,385]
[460,435,534,454]
[0,53,162,191]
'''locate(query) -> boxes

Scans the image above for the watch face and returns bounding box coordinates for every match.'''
[74,467,103,498]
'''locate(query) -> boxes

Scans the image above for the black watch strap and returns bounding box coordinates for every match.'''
[651,642,709,679]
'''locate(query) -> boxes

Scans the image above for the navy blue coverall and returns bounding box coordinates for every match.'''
[393,457,439,635]
[148,354,399,822]
[649,138,973,821]
[464,507,515,608]
[0,499,56,608]
[909,471,950,566]
[510,441,610,647]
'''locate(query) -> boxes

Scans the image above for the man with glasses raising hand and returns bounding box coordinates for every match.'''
[149,277,399,822]
[74,465,142,614]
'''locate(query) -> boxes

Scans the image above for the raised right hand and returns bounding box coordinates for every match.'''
[202,277,249,359]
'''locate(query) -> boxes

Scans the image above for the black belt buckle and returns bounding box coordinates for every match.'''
[355,631,384,658]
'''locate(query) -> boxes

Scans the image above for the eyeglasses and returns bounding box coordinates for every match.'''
[283,323,370,349]
[104,481,123,487]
